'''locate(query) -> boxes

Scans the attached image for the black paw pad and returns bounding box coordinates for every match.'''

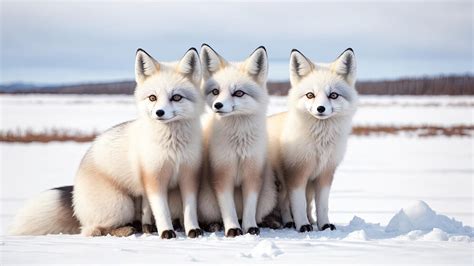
[188,228,204,238]
[321,224,336,231]
[284,222,296,229]
[247,227,260,235]
[160,230,177,239]
[226,228,243,237]
[299,224,313,232]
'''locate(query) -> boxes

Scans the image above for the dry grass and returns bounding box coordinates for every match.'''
[352,125,474,137]
[1,126,472,143]
[0,129,97,143]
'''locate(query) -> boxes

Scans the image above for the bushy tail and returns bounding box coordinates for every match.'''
[9,186,81,235]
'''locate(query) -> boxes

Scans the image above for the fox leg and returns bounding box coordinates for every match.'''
[212,164,241,237]
[142,163,175,239]
[179,165,203,238]
[306,183,316,224]
[241,159,263,235]
[279,188,294,228]
[141,197,156,234]
[286,164,314,232]
[315,167,336,231]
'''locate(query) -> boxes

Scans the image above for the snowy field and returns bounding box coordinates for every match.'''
[1,94,473,264]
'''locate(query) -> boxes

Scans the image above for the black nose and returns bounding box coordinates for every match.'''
[156,109,165,117]
[317,106,325,113]
[214,102,223,110]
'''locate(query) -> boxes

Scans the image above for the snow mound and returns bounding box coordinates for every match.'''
[385,200,470,235]
[422,228,449,241]
[245,240,283,258]
[344,229,369,241]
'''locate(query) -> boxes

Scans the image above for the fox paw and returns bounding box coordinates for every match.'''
[110,226,136,237]
[247,227,260,235]
[226,228,243,237]
[206,222,223,232]
[188,228,204,238]
[284,222,295,229]
[160,230,176,239]
[131,220,143,233]
[321,224,336,231]
[142,224,157,234]
[299,224,313,233]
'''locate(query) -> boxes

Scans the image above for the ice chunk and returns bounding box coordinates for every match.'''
[386,200,469,234]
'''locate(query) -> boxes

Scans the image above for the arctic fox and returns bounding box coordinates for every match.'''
[8,49,204,238]
[267,48,358,232]
[197,44,277,237]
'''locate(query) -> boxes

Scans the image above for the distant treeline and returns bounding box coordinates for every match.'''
[2,75,473,95]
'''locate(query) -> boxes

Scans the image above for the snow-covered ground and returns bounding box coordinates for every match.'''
[1,95,473,264]
[1,95,473,132]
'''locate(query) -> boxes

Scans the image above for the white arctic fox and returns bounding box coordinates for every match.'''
[267,48,358,232]
[10,48,205,239]
[197,44,277,237]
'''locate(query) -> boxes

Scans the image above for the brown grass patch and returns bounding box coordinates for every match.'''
[0,129,97,143]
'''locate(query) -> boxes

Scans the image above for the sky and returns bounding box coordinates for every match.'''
[1,0,472,84]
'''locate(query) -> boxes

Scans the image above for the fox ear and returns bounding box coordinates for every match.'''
[200,44,227,79]
[290,49,315,85]
[135,49,160,84]
[244,46,268,85]
[177,48,202,86]
[332,48,356,86]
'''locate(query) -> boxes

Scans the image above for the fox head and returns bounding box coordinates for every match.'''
[200,44,269,117]
[288,48,358,120]
[134,48,203,123]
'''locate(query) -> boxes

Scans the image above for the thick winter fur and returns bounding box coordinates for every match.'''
[9,186,81,235]
[268,48,358,232]
[197,44,276,236]
[73,48,204,238]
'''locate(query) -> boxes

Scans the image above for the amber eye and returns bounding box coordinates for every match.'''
[171,94,183,101]
[148,95,157,101]
[306,92,315,99]
[211,88,219,95]
[329,92,339,99]
[233,90,245,97]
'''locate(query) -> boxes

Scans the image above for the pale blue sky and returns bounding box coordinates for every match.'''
[1,1,472,84]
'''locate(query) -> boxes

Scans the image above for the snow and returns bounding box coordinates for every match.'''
[1,95,473,264]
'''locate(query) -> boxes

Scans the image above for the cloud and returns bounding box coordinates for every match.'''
[1,1,472,83]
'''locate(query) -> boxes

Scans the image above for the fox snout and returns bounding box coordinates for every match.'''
[212,99,233,114]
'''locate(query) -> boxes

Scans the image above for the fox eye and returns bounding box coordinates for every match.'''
[148,95,157,102]
[329,92,339,99]
[211,88,219,95]
[171,94,183,101]
[233,90,245,97]
[305,92,315,99]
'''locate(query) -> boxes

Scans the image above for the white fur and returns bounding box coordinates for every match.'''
[289,187,309,229]
[9,189,80,235]
[73,48,203,237]
[198,45,277,234]
[268,48,358,231]
[315,186,331,227]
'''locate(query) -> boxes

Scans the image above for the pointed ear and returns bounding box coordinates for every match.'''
[177,48,202,86]
[244,46,268,85]
[289,49,315,85]
[200,44,227,79]
[135,48,160,84]
[332,48,357,86]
